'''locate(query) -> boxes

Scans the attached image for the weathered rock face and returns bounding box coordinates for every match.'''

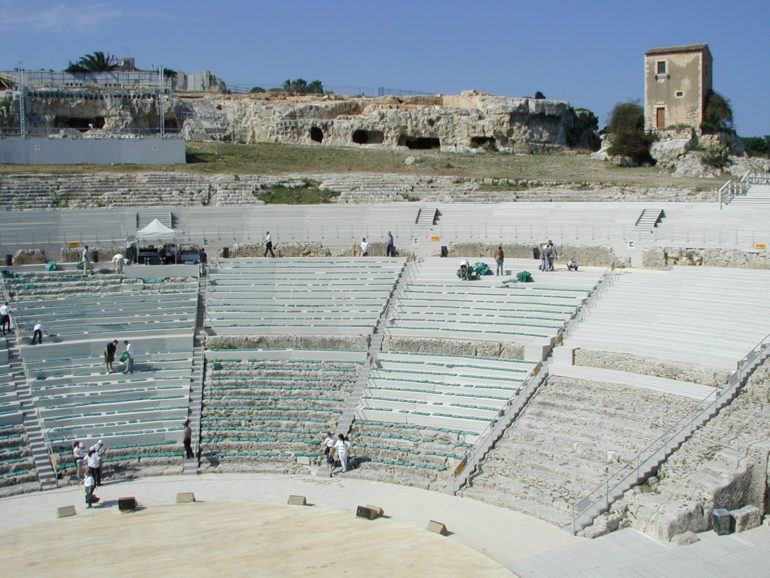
[180,90,600,152]
[1,88,600,152]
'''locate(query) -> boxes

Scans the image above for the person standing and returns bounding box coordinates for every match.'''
[0,301,11,336]
[199,248,208,276]
[86,449,101,487]
[264,231,275,258]
[104,339,118,373]
[73,441,85,479]
[32,321,46,344]
[82,467,98,508]
[111,252,125,274]
[547,241,557,271]
[360,238,369,257]
[333,433,351,474]
[321,432,336,476]
[183,420,194,459]
[82,245,93,276]
[386,232,395,257]
[494,245,504,276]
[122,340,134,374]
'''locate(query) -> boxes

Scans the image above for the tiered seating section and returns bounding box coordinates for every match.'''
[199,349,365,472]
[349,351,538,489]
[206,257,404,335]
[461,376,702,526]
[563,267,770,371]
[6,271,198,482]
[0,423,38,496]
[386,258,602,360]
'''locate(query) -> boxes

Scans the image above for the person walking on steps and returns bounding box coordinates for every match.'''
[183,420,194,459]
[333,433,351,474]
[264,232,275,257]
[0,301,11,336]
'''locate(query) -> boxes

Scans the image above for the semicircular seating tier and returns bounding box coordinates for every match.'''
[5,271,199,483]
[205,257,406,337]
[198,348,367,473]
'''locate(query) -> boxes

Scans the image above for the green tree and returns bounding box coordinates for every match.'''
[65,51,119,73]
[741,136,770,158]
[701,90,734,134]
[606,102,656,166]
[534,91,546,99]
[249,86,266,93]
[282,78,324,94]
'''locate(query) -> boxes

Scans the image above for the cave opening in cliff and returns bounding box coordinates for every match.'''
[55,117,105,132]
[310,127,324,143]
[398,136,440,150]
[164,117,180,132]
[352,129,384,145]
[470,136,497,151]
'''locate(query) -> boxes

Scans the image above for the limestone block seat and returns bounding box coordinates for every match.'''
[462,375,701,526]
[342,420,474,491]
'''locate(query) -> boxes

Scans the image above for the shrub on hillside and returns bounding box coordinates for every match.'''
[742,136,770,158]
[701,91,734,134]
[606,102,656,166]
[700,144,731,169]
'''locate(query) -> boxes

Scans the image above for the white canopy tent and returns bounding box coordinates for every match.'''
[136,219,175,240]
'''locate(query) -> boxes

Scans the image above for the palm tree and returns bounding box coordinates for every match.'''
[65,51,119,73]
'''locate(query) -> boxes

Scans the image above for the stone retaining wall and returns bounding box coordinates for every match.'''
[206,334,369,351]
[382,335,525,360]
[643,247,770,269]
[447,242,617,267]
[573,349,729,387]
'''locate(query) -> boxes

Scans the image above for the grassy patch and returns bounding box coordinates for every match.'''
[0,140,730,190]
[256,180,338,204]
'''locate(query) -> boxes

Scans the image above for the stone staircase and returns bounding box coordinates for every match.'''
[183,273,207,475]
[634,208,664,230]
[729,184,770,206]
[5,332,56,490]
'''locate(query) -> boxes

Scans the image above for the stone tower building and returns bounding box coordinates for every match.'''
[644,43,713,133]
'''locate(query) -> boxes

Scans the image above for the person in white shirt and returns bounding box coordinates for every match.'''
[82,245,94,276]
[321,432,336,476]
[0,301,11,336]
[112,252,125,274]
[122,340,134,374]
[264,231,275,257]
[86,449,102,486]
[360,238,369,257]
[333,433,351,474]
[82,468,97,507]
[72,441,85,479]
[32,321,46,344]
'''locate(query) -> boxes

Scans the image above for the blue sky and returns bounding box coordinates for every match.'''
[1,0,768,136]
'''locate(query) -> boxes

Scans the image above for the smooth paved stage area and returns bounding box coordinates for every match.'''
[1,473,769,577]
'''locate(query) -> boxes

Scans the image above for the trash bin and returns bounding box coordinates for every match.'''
[712,508,734,535]
[5,254,12,266]
[222,247,230,259]
[440,246,448,258]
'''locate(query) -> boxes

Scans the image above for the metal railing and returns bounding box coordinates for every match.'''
[444,364,548,495]
[568,332,770,534]
[1,220,769,260]
[718,172,752,207]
